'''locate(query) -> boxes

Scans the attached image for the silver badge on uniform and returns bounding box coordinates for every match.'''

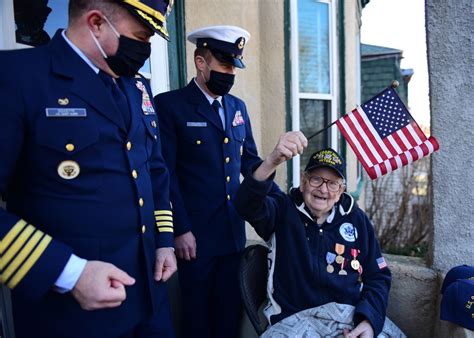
[57,98,69,105]
[46,108,87,117]
[186,122,207,127]
[57,161,80,180]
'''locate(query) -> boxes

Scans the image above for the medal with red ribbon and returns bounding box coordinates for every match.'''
[350,248,360,271]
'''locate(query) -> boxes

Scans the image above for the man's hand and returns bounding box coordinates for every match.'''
[343,320,374,338]
[154,247,177,282]
[253,131,308,181]
[71,261,135,311]
[174,231,197,261]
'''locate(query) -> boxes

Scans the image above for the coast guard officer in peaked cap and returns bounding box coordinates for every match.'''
[0,1,177,337]
[155,25,267,338]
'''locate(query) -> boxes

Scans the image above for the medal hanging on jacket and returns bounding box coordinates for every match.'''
[350,248,360,270]
[326,252,336,273]
[338,258,348,275]
[335,243,345,264]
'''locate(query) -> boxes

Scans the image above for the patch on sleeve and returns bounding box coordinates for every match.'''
[339,222,358,242]
[376,257,388,269]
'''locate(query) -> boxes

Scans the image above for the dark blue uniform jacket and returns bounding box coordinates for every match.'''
[0,31,174,337]
[234,173,391,336]
[155,81,262,256]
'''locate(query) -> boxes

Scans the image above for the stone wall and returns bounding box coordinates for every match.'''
[426,0,474,273]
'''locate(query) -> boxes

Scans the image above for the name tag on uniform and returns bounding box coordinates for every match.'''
[186,122,207,127]
[45,108,87,117]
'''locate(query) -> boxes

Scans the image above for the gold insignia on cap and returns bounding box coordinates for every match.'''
[203,42,208,47]
[57,160,80,180]
[238,38,245,49]
[58,98,69,106]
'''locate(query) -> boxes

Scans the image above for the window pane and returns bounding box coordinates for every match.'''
[300,99,330,167]
[298,0,330,94]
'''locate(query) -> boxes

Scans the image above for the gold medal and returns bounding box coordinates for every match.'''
[326,252,336,274]
[350,248,360,271]
[351,259,360,270]
[335,243,345,265]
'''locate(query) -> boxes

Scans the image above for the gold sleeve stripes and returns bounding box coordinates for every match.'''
[154,210,173,233]
[0,219,52,289]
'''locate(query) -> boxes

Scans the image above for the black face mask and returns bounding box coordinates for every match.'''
[105,35,151,77]
[91,16,151,77]
[205,70,235,96]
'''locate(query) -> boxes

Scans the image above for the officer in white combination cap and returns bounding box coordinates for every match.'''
[154,25,265,338]
[187,25,250,68]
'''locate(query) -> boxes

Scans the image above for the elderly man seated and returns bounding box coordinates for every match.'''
[235,131,404,337]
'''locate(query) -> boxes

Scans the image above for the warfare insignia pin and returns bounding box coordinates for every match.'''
[58,98,69,105]
[57,160,80,180]
[136,81,156,115]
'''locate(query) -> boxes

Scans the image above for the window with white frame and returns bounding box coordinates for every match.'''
[290,0,338,186]
[0,0,170,95]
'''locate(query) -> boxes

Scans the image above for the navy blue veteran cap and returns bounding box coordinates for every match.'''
[120,0,173,40]
[441,265,474,294]
[440,279,474,330]
[305,148,346,180]
[187,25,251,68]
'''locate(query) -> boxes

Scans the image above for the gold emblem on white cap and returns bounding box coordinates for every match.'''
[238,37,245,49]
[58,160,80,180]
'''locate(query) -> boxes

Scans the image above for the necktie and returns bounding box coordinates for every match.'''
[98,70,131,129]
[212,99,225,129]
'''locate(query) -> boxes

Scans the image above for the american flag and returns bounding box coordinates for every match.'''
[336,87,439,179]
[376,257,388,270]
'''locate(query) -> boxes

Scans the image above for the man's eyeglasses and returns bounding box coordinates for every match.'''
[304,174,345,192]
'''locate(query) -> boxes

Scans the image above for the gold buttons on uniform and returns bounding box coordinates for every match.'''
[132,170,138,179]
[227,195,231,201]
[139,198,144,207]
[224,137,229,144]
[126,141,132,151]
[65,143,75,152]
[196,140,202,145]
[141,225,146,233]
[151,121,157,128]
[226,176,231,182]
[225,157,230,163]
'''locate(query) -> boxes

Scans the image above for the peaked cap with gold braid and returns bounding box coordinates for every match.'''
[120,0,173,40]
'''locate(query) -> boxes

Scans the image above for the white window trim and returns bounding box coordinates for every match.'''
[290,0,339,187]
[0,1,16,49]
[149,34,170,96]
